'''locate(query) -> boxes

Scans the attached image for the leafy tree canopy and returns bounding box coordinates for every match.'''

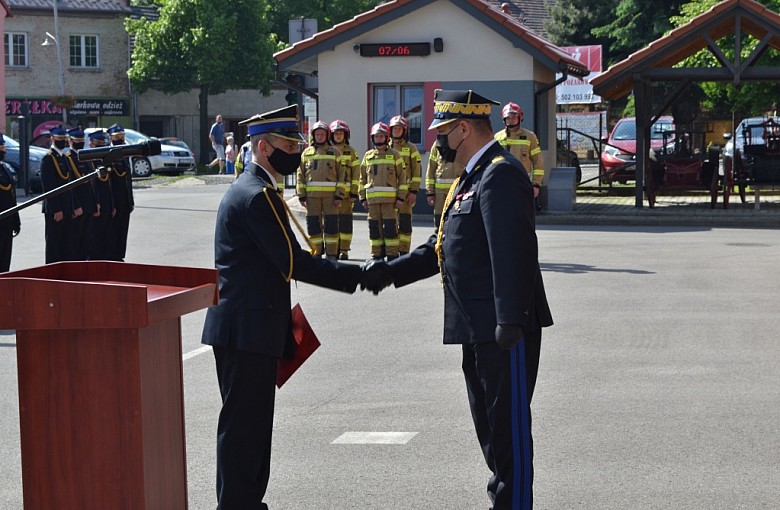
[669,0,780,116]
[268,1,382,45]
[126,0,276,95]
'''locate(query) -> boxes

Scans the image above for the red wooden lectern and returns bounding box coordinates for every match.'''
[0,261,218,510]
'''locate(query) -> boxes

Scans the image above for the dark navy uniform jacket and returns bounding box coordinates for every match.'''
[390,141,553,344]
[40,149,75,216]
[201,163,361,357]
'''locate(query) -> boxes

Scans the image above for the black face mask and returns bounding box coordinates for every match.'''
[112,137,126,145]
[71,142,84,151]
[0,151,5,161]
[54,140,69,150]
[268,145,301,176]
[436,124,463,163]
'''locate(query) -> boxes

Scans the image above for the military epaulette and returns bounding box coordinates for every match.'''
[491,156,506,165]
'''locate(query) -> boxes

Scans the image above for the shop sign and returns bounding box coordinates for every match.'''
[6,98,129,117]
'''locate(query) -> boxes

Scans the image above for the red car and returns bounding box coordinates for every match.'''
[600,116,674,184]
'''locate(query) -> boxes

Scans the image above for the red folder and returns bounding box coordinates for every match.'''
[276,304,321,388]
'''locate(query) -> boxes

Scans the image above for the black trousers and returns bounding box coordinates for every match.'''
[0,227,12,272]
[44,215,71,263]
[462,327,542,510]
[213,346,276,510]
[110,211,131,261]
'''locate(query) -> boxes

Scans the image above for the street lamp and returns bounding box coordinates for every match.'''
[42,29,67,124]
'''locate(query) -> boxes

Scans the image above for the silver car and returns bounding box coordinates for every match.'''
[84,128,195,177]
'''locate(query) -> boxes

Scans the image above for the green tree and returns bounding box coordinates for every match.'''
[670,0,780,117]
[126,0,277,164]
[546,0,617,56]
[591,0,684,66]
[268,0,382,44]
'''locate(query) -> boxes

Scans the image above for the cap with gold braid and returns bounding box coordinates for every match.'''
[428,89,500,130]
[239,104,305,143]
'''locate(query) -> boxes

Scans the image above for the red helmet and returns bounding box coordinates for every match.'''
[329,119,350,139]
[501,102,523,122]
[370,122,389,137]
[389,115,409,130]
[310,120,330,138]
[329,119,350,144]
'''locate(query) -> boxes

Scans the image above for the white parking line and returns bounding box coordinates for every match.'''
[331,431,418,445]
[182,345,212,361]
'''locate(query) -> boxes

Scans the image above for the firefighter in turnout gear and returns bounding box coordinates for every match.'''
[388,115,421,254]
[359,122,407,260]
[426,141,464,231]
[494,102,545,197]
[329,119,360,260]
[296,121,345,258]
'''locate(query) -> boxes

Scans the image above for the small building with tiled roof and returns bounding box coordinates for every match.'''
[274,0,587,190]
[4,0,134,139]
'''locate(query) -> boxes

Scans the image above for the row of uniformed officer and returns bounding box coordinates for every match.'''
[39,124,132,263]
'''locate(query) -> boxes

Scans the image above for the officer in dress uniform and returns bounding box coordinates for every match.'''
[107,124,134,261]
[40,125,82,263]
[388,115,421,255]
[426,141,464,231]
[359,122,407,261]
[362,90,553,510]
[494,102,545,200]
[66,127,97,260]
[200,105,364,510]
[85,130,114,260]
[329,119,360,260]
[0,135,21,272]
[296,121,344,258]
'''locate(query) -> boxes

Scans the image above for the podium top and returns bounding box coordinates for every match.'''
[0,261,218,330]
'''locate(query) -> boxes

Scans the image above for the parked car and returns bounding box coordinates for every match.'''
[2,134,45,192]
[84,128,196,177]
[159,137,196,160]
[720,116,780,178]
[600,116,674,184]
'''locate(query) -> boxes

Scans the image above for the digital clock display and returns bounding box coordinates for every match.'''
[359,43,431,57]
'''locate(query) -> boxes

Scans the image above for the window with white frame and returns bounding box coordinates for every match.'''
[372,84,424,148]
[69,34,99,68]
[4,33,29,67]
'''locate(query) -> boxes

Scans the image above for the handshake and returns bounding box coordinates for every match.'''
[359,259,395,295]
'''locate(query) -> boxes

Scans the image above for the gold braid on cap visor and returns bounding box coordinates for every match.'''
[433,102,492,117]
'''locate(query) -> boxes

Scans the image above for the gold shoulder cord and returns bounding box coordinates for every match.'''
[434,174,461,269]
[49,151,70,181]
[261,186,316,283]
[66,154,82,178]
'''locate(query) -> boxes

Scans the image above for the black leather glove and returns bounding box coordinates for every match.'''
[360,259,394,295]
[495,324,524,350]
[298,197,307,207]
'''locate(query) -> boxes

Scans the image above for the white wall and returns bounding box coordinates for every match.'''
[314,0,555,177]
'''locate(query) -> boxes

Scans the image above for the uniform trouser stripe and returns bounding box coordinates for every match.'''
[510,342,533,510]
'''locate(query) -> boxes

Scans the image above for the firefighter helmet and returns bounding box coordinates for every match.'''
[310,120,330,138]
[501,102,523,122]
[389,115,409,130]
[329,119,350,143]
[370,122,389,137]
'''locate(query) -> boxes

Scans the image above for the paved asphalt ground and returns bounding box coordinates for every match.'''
[1,178,779,509]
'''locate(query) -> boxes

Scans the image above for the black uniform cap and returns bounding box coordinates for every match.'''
[428,89,500,130]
